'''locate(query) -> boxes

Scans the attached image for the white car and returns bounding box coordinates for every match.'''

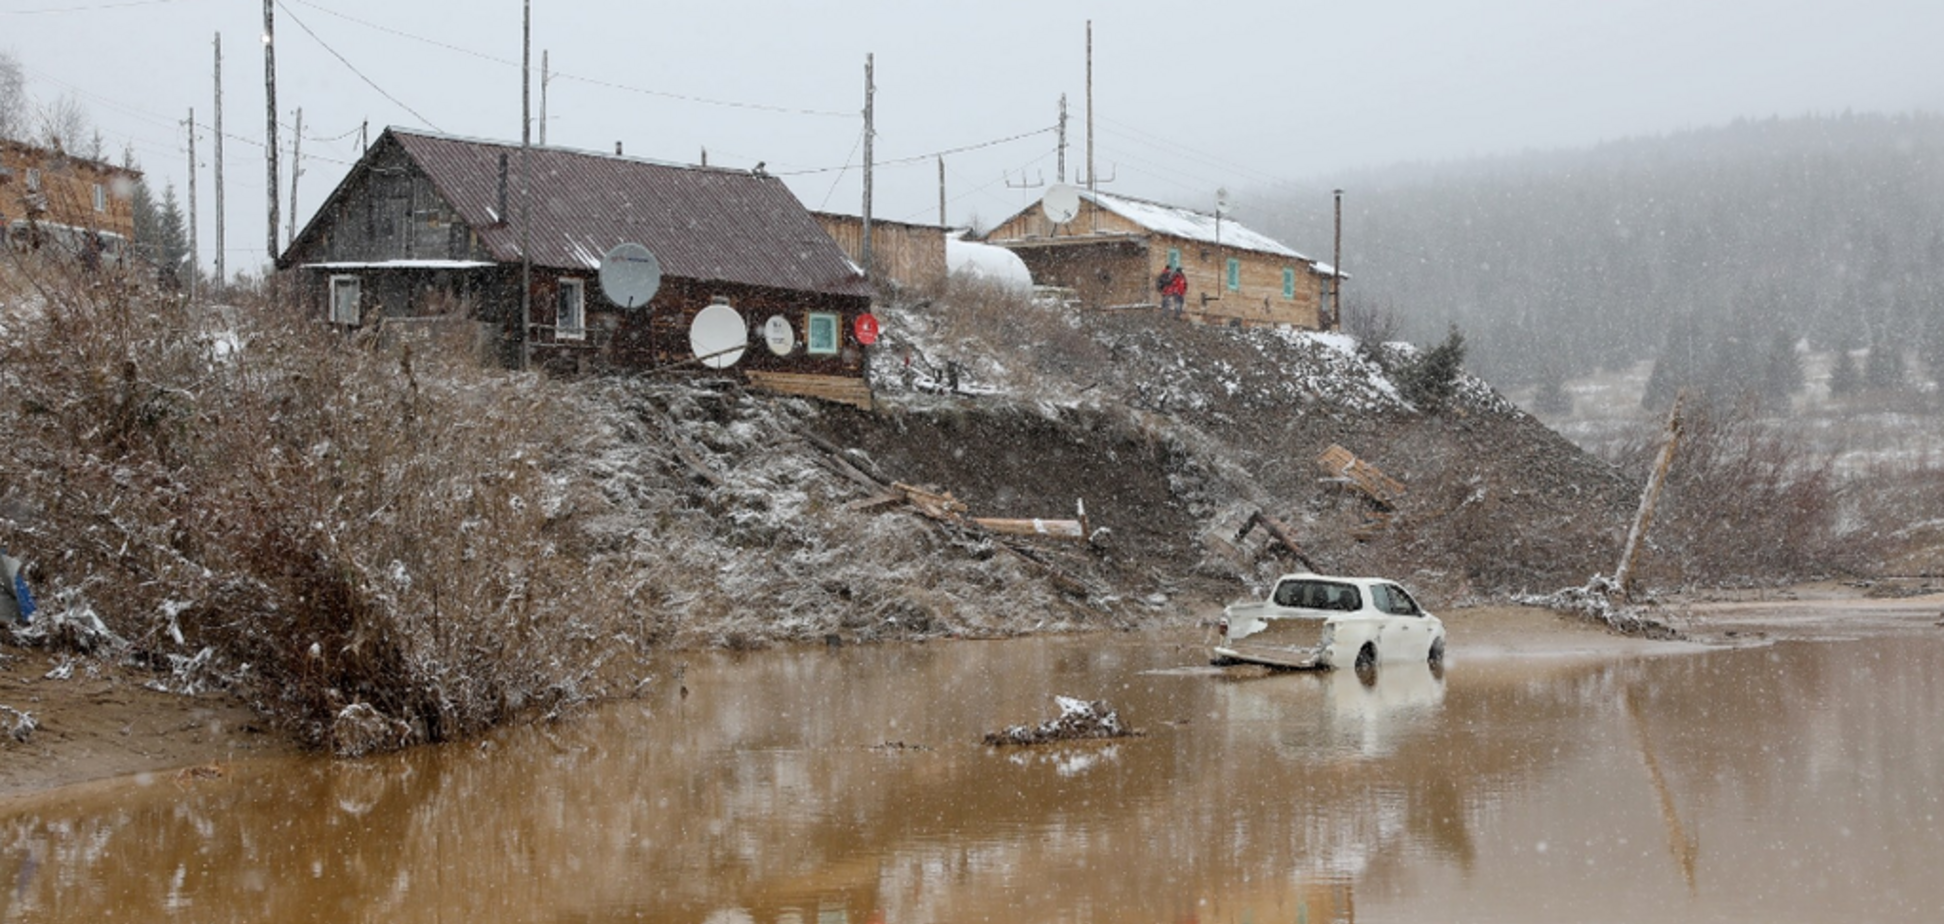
[1212,573,1446,670]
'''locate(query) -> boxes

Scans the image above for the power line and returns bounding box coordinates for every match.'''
[0,0,189,15]
[776,125,1057,177]
[275,0,442,132]
[286,0,853,119]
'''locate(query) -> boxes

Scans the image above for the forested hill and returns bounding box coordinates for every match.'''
[1252,112,1944,391]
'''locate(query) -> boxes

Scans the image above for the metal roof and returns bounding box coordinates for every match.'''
[383,128,873,299]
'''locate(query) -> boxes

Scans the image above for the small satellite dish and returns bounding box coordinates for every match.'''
[853,313,880,346]
[599,242,662,309]
[689,302,747,369]
[763,315,795,356]
[1041,184,1081,224]
[1215,187,1233,215]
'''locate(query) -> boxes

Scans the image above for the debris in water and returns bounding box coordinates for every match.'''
[983,695,1143,746]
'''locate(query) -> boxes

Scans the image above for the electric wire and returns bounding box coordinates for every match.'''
[275,0,442,132]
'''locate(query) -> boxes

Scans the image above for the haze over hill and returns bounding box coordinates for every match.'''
[1251,112,1944,397]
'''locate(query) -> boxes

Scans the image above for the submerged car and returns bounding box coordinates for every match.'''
[1212,573,1445,670]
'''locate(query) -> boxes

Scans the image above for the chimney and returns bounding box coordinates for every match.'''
[496,152,509,224]
[615,141,624,156]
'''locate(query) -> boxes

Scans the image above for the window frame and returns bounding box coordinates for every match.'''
[24,168,41,193]
[805,311,840,355]
[328,274,362,325]
[1167,247,1181,269]
[1225,257,1241,292]
[92,183,106,212]
[556,277,586,341]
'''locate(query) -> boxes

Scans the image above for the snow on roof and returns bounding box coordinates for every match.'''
[301,260,498,270]
[1082,190,1307,260]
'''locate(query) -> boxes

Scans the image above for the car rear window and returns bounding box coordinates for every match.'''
[1273,580,1362,611]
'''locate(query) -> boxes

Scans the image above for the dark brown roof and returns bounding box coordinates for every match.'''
[384,128,872,298]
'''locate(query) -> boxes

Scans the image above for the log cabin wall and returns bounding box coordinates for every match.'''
[813,213,948,293]
[0,140,139,260]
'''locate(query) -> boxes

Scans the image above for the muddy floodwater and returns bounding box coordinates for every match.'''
[4,606,1943,923]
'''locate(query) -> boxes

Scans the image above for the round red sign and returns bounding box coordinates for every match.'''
[853,313,880,345]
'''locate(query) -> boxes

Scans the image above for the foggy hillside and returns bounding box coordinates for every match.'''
[1250,112,1944,391]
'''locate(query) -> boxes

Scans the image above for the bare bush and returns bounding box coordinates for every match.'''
[0,262,644,751]
[1605,400,1855,585]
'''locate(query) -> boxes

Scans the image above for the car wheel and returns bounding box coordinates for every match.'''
[1209,655,1240,667]
[1354,643,1377,671]
[1428,638,1445,665]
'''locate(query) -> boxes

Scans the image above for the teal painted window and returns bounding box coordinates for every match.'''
[1282,267,1296,299]
[806,312,840,355]
[1167,247,1181,269]
[1225,258,1241,291]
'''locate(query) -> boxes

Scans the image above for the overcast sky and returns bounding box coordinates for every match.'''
[8,0,1944,277]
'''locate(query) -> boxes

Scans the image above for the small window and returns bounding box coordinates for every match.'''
[92,183,106,212]
[24,168,41,192]
[1225,257,1240,291]
[1167,247,1181,269]
[1282,267,1296,299]
[556,278,585,340]
[805,311,840,355]
[329,275,362,325]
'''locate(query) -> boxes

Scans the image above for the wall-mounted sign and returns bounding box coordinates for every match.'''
[764,315,795,356]
[853,313,880,346]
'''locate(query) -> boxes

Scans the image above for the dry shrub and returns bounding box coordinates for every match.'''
[0,262,642,751]
[1606,400,1852,585]
[924,275,1106,392]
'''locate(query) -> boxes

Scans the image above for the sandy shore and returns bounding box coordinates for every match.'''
[4,581,1939,801]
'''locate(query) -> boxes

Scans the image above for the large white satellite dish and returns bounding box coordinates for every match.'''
[599,242,662,309]
[1041,184,1081,224]
[689,302,748,369]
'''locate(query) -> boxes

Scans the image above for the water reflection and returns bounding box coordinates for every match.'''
[3,631,1942,922]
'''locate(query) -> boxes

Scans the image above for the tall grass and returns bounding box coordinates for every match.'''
[1,256,643,754]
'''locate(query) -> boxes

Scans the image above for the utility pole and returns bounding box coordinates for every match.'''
[538,49,549,146]
[860,53,874,276]
[937,156,946,227]
[212,33,225,287]
[186,108,199,303]
[1332,188,1344,330]
[287,107,303,244]
[1057,93,1068,184]
[1085,21,1095,194]
[264,0,280,265]
[519,0,532,371]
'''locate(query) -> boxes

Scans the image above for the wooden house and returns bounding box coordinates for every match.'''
[0,138,139,266]
[982,189,1339,329]
[278,128,879,403]
[812,212,949,294]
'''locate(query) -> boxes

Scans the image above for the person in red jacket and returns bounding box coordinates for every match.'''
[1158,266,1188,318]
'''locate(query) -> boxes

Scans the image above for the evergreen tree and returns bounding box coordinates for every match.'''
[1642,317,1701,411]
[1759,328,1805,409]
[1828,348,1862,397]
[1533,363,1574,415]
[155,183,189,283]
[129,175,161,264]
[1863,326,1905,391]
[1399,324,1468,411]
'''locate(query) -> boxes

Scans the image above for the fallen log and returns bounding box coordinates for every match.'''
[1236,509,1318,572]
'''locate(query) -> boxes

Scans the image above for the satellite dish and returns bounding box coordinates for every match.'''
[1041,184,1081,224]
[763,315,795,356]
[689,302,747,369]
[1215,187,1233,215]
[599,242,662,309]
[853,313,880,346]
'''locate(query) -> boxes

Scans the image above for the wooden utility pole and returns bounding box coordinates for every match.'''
[264,0,280,264]
[1613,392,1685,599]
[860,53,874,276]
[937,155,946,227]
[538,49,549,146]
[519,0,532,371]
[185,108,198,303]
[212,34,225,286]
[286,107,302,243]
[1331,188,1344,330]
[1085,21,1094,193]
[1057,93,1068,184]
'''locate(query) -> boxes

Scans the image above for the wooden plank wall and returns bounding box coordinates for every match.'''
[814,214,948,292]
[0,141,138,239]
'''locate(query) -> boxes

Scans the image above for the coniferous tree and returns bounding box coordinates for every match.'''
[1863,326,1905,391]
[154,183,189,285]
[1828,348,1862,397]
[1399,324,1468,411]
[1759,328,1805,409]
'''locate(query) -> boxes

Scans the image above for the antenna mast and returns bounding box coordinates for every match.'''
[861,53,875,276]
[1085,20,1095,194]
[212,33,225,286]
[1057,94,1068,184]
[186,108,199,302]
[287,107,302,244]
[264,0,280,264]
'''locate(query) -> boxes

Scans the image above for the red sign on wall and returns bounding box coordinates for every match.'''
[853,313,880,345]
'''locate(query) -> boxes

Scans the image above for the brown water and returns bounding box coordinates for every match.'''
[3,623,1942,923]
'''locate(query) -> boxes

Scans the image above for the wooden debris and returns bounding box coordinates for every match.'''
[1235,510,1318,571]
[1316,444,1406,507]
[982,696,1143,747]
